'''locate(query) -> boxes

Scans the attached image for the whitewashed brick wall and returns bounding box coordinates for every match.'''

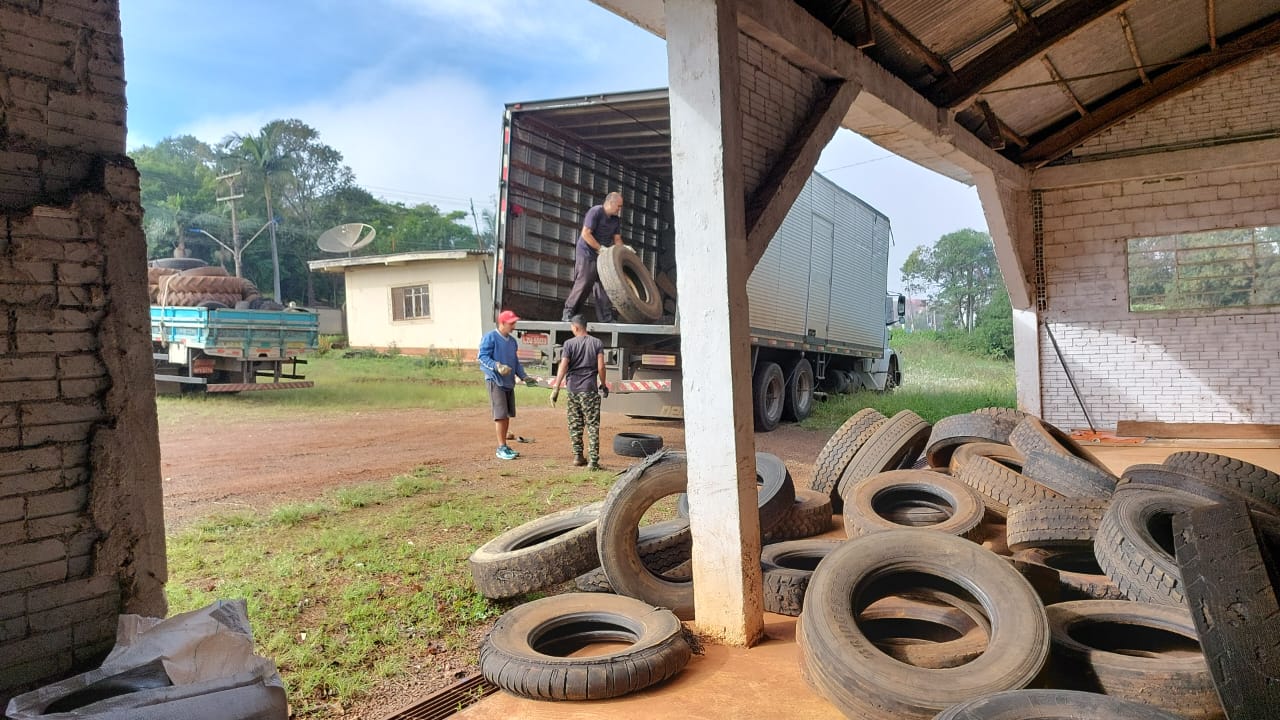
[1038,163,1280,428]
[1,0,165,705]
[1073,52,1280,159]
[737,32,821,195]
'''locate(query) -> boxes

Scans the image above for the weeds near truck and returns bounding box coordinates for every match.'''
[804,330,1015,427]
[165,465,609,717]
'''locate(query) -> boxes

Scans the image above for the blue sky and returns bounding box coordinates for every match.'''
[120,0,988,292]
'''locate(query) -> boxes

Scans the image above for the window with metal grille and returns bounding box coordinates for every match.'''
[1127,226,1280,311]
[391,285,430,320]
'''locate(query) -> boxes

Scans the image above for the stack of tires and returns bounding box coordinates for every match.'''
[787,405,1277,719]
[147,258,279,309]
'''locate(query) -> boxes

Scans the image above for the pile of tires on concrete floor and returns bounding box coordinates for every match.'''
[469,408,1278,719]
[147,258,282,309]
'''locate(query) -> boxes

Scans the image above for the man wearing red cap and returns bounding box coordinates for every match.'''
[479,310,537,460]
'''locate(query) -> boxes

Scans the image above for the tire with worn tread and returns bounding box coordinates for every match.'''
[1174,501,1280,720]
[859,596,989,669]
[763,488,833,542]
[596,246,662,323]
[953,444,1060,517]
[926,413,1016,468]
[1021,449,1116,498]
[836,410,932,500]
[1014,547,1126,601]
[1117,464,1280,517]
[1006,498,1108,552]
[613,432,663,458]
[841,469,984,538]
[1009,416,1106,470]
[1047,599,1223,719]
[798,529,1050,719]
[469,502,603,599]
[1095,488,1210,606]
[935,689,1190,720]
[479,593,691,700]
[811,408,886,512]
[760,539,842,616]
[597,451,695,618]
[574,518,691,593]
[1164,451,1280,507]
[676,452,795,535]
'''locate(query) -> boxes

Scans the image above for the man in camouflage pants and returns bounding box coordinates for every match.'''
[550,315,608,470]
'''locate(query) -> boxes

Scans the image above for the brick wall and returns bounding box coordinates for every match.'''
[1073,52,1280,159]
[1,0,166,705]
[737,32,822,196]
[1037,163,1280,429]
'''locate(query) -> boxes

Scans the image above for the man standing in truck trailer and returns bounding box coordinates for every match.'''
[562,191,624,322]
[550,315,608,470]
[478,310,537,461]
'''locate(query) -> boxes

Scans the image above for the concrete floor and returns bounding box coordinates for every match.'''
[457,442,1280,719]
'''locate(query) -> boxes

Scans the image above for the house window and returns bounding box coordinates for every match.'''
[1127,226,1280,311]
[391,285,430,320]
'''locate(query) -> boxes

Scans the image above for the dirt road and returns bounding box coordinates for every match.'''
[160,405,831,530]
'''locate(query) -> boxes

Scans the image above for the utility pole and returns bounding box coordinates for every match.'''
[469,198,483,249]
[216,172,245,277]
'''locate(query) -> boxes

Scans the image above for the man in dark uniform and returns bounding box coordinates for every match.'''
[562,191,624,322]
[550,315,608,470]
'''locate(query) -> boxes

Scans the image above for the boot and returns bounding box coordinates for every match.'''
[573,454,587,467]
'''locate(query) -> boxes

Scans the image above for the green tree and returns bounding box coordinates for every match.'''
[901,229,1001,332]
[223,121,297,301]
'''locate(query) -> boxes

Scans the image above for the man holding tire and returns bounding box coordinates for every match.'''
[550,315,608,470]
[562,192,624,323]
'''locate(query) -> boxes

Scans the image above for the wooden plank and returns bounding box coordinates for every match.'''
[1116,420,1280,440]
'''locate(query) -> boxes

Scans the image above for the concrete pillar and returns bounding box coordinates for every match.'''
[1013,307,1042,416]
[665,0,764,646]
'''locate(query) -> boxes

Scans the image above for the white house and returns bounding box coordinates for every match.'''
[308,249,494,359]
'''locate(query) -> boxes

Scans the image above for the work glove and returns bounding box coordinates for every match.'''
[495,362,511,376]
[598,385,609,399]
[550,390,559,407]
[524,376,538,388]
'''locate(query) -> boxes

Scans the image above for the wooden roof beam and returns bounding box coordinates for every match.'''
[1208,0,1218,51]
[1041,56,1088,116]
[1118,12,1150,84]
[929,0,1134,109]
[1019,13,1280,166]
[859,0,956,82]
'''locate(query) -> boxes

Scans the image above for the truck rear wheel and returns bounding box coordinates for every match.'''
[783,359,814,422]
[753,362,785,432]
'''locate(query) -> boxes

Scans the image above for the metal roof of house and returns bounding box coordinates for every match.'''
[307,249,490,273]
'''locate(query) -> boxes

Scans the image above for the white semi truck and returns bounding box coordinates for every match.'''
[494,88,903,431]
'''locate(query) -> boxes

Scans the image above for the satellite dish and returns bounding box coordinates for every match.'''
[317,223,376,253]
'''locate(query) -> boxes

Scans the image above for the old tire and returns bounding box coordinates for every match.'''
[1009,416,1106,470]
[836,409,932,500]
[841,469,984,539]
[149,257,207,270]
[763,489,833,542]
[597,451,695,618]
[1021,449,1116,499]
[1095,488,1211,606]
[1005,497,1108,552]
[935,689,1190,720]
[1174,501,1280,720]
[613,432,663,458]
[468,502,602,599]
[479,593,691,700]
[1163,451,1280,508]
[859,596,990,670]
[926,413,1018,469]
[798,529,1050,719]
[953,443,1059,517]
[597,246,662,323]
[782,359,815,422]
[810,408,886,513]
[1014,547,1127,601]
[676,452,795,535]
[574,518,691,593]
[1046,600,1222,719]
[752,361,785,432]
[760,539,842,616]
[1117,464,1280,518]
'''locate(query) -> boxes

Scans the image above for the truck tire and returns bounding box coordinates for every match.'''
[1095,488,1210,606]
[752,361,785,432]
[782,358,814,422]
[810,408,886,512]
[836,410,932,501]
[149,257,207,270]
[597,246,662,323]
[1175,501,1280,720]
[613,432,663,458]
[1021,449,1117,499]
[1163,451,1280,507]
[763,489,833,542]
[798,530,1049,719]
[574,518,691,593]
[1009,416,1107,471]
[953,443,1059,517]
[1117,464,1280,517]
[1013,547,1127,601]
[479,593,691,701]
[760,539,842,616]
[597,451,695,618]
[1005,497,1108,551]
[841,470,984,539]
[860,595,990,669]
[926,413,1017,468]
[468,502,602,600]
[675,452,795,536]
[935,689,1189,720]
[1046,600,1222,720]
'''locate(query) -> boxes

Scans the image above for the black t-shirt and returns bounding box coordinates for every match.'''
[562,334,604,393]
[578,204,621,250]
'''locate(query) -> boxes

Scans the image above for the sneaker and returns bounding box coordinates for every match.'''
[496,445,518,460]
[573,454,587,467]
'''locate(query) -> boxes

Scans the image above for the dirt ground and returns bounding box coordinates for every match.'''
[159,404,830,717]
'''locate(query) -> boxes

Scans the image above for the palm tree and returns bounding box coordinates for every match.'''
[233,122,295,301]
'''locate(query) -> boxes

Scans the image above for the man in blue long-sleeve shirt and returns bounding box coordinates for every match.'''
[478,310,537,460]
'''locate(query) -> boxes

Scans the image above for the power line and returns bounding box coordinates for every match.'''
[817,154,897,173]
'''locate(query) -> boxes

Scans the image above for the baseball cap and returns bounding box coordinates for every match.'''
[497,310,520,324]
